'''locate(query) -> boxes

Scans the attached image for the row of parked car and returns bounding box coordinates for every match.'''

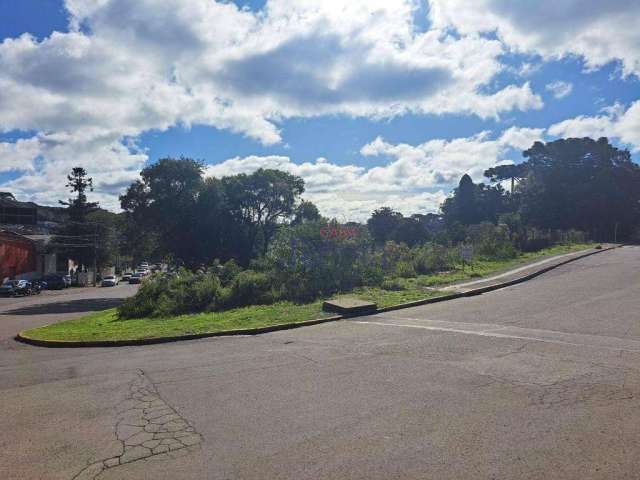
[0,272,73,297]
[102,262,162,287]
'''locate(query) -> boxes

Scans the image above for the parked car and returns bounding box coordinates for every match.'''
[0,280,33,297]
[42,274,67,290]
[129,272,144,284]
[101,275,119,287]
[121,272,133,282]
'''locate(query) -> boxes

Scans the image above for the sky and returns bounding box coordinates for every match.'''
[0,0,639,220]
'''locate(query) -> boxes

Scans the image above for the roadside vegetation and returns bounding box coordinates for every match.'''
[28,136,636,342]
[22,242,592,342]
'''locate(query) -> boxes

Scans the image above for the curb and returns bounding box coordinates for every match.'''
[15,315,343,348]
[375,245,620,314]
[16,245,620,348]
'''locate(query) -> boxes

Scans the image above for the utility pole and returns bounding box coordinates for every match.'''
[614,222,619,244]
[93,223,98,286]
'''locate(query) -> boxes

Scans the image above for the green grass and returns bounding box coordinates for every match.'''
[22,301,330,342]
[22,243,594,342]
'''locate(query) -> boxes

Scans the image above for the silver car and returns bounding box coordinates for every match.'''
[101,275,119,287]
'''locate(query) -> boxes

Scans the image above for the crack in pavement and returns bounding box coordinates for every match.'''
[72,370,202,479]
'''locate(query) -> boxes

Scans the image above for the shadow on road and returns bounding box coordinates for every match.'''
[2,298,125,315]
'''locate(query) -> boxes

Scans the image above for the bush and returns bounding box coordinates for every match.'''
[266,221,378,302]
[395,261,416,278]
[467,223,518,259]
[381,278,405,291]
[412,244,452,274]
[221,270,275,308]
[118,269,222,319]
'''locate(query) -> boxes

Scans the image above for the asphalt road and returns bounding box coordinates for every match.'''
[2,247,640,479]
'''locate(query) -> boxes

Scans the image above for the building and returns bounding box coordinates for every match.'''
[0,192,76,282]
[0,230,37,281]
[0,193,38,225]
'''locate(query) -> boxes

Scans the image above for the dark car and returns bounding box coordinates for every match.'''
[128,272,144,284]
[42,274,67,290]
[0,280,32,297]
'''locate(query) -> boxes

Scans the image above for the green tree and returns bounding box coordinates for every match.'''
[54,167,100,269]
[292,200,322,225]
[367,207,404,245]
[484,163,528,193]
[222,168,305,259]
[442,174,507,226]
[518,137,640,240]
[120,158,204,266]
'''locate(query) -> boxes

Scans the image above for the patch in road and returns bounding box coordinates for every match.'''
[73,370,202,480]
[355,316,640,353]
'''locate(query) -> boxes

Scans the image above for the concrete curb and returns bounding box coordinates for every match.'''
[375,245,620,314]
[15,245,620,348]
[14,315,344,348]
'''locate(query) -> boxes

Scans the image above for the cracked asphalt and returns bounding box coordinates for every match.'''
[2,246,640,479]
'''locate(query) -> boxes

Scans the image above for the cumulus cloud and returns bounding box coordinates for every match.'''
[545,80,573,99]
[0,0,550,209]
[1,131,146,210]
[207,153,448,221]
[429,0,640,77]
[548,100,640,151]
[204,125,548,221]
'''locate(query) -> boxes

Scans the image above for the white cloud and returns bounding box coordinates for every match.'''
[548,100,640,151]
[1,131,146,210]
[429,0,640,77]
[0,0,548,210]
[0,137,41,173]
[545,80,573,99]
[204,125,547,220]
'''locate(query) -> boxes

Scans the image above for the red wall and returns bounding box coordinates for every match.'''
[0,233,36,280]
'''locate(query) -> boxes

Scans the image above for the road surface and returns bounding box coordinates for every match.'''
[1,247,640,479]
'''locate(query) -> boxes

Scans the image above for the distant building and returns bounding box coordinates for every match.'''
[0,192,38,225]
[0,230,37,281]
[0,193,73,281]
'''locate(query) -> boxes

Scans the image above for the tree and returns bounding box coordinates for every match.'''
[54,167,100,270]
[484,163,528,193]
[442,174,509,226]
[518,137,640,240]
[222,169,305,259]
[292,200,322,225]
[367,207,404,245]
[120,157,204,266]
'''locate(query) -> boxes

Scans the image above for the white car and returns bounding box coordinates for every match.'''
[101,275,119,287]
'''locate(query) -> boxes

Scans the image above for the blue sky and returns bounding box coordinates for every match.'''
[0,0,639,219]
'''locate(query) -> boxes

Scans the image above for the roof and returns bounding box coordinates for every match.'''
[0,196,38,210]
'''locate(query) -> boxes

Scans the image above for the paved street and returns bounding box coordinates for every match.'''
[2,247,640,479]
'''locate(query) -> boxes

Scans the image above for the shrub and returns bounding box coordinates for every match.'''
[395,261,416,278]
[221,270,275,308]
[381,278,405,291]
[118,269,222,318]
[266,221,378,301]
[467,223,518,259]
[412,244,451,274]
[361,263,384,287]
[219,259,241,286]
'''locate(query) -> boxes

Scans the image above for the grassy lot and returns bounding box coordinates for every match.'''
[21,243,593,342]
